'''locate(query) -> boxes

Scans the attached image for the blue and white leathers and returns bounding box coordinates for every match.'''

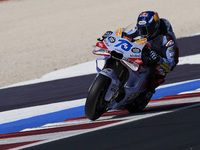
[126,19,178,72]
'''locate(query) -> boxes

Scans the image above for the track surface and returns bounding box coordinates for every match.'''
[25,105,200,150]
[0,35,200,150]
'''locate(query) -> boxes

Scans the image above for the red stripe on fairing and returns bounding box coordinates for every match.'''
[0,120,124,139]
[151,92,200,102]
[0,140,43,150]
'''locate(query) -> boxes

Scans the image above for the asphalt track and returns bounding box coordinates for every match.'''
[25,105,200,150]
[0,35,200,150]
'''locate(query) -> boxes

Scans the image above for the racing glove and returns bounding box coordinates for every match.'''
[149,51,160,63]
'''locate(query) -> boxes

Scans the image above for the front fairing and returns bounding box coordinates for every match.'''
[93,28,147,72]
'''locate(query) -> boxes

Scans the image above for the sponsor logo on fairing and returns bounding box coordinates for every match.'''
[131,47,141,53]
[134,59,143,64]
[114,39,132,51]
[108,36,116,43]
[97,42,103,47]
[96,41,108,49]
[104,39,110,46]
[135,38,147,44]
[131,54,141,58]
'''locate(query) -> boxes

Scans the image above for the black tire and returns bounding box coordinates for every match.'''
[126,100,146,113]
[85,74,111,121]
[126,90,153,113]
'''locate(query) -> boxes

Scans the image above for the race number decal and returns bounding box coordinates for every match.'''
[114,39,132,51]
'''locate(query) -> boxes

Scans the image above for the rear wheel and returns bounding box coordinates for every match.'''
[85,74,111,121]
[126,100,147,113]
[127,90,154,113]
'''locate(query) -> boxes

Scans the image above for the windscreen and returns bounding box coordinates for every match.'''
[123,23,136,33]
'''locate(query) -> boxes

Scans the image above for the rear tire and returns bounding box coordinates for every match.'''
[85,74,111,121]
[126,100,146,113]
[127,90,154,113]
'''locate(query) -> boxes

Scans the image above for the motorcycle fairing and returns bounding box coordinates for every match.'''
[98,68,120,101]
[92,29,150,109]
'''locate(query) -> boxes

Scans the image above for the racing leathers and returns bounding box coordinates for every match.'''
[123,18,179,91]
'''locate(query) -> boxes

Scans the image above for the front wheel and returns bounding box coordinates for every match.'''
[85,74,111,121]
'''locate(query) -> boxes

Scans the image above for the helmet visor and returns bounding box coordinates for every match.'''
[139,22,157,37]
[140,26,148,36]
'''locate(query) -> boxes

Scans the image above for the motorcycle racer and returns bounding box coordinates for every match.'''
[101,11,179,106]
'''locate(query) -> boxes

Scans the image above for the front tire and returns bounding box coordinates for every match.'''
[85,74,111,121]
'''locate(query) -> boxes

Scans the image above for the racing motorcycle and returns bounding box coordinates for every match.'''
[85,25,156,121]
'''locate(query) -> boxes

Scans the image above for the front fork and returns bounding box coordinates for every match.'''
[98,68,120,102]
[95,57,128,102]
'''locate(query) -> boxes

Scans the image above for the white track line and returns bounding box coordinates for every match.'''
[10,101,200,150]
